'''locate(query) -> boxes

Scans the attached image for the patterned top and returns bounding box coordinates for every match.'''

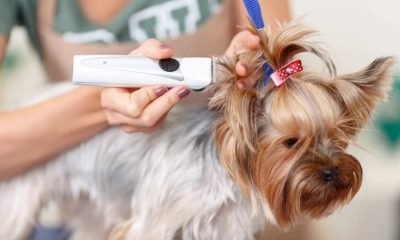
[0,0,234,82]
[0,0,222,48]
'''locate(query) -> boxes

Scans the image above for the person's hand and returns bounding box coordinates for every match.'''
[101,39,191,133]
[225,31,261,88]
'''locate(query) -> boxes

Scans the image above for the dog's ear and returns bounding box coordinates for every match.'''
[333,57,396,137]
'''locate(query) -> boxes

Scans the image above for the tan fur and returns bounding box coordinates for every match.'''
[209,21,396,228]
[108,219,135,240]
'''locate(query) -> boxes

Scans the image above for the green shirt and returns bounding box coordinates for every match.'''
[0,0,222,50]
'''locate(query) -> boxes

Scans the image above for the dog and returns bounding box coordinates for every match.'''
[0,21,396,240]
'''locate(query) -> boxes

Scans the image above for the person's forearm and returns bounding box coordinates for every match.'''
[0,86,108,180]
[260,0,291,24]
[0,34,7,63]
[234,0,292,29]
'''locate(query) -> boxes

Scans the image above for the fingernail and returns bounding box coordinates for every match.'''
[154,86,168,97]
[159,43,172,49]
[178,88,190,99]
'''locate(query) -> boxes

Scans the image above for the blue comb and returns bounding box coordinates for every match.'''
[242,0,273,85]
[263,63,274,78]
[242,0,265,30]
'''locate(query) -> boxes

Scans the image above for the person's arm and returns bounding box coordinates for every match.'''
[234,0,291,28]
[0,39,189,180]
[260,0,291,24]
[0,34,7,63]
[0,0,17,62]
[0,87,108,180]
[0,5,107,180]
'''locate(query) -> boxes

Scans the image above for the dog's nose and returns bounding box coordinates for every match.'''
[320,167,340,182]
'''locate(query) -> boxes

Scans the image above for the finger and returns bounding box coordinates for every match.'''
[242,33,261,50]
[120,112,168,133]
[106,86,189,128]
[129,38,175,59]
[101,85,168,118]
[121,125,153,134]
[237,74,259,88]
[101,88,131,115]
[235,61,248,77]
[106,109,144,127]
[127,113,169,134]
[225,31,260,57]
[236,81,245,89]
[121,125,138,134]
[106,108,167,128]
[136,86,190,127]
[235,62,252,88]
[105,109,137,126]
[236,62,261,88]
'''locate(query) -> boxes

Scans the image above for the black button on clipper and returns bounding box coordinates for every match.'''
[159,58,180,72]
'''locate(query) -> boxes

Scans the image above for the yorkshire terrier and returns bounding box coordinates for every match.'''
[0,21,396,240]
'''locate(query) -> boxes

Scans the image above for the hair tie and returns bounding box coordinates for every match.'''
[270,60,303,86]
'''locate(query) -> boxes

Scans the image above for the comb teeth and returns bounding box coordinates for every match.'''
[242,0,265,29]
[262,63,273,84]
[262,63,274,76]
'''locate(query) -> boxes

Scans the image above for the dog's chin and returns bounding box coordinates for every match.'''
[257,151,363,229]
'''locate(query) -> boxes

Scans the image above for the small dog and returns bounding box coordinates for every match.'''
[0,21,395,240]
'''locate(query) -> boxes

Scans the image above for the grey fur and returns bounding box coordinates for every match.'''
[0,87,266,240]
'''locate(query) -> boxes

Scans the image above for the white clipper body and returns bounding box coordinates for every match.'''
[72,55,215,91]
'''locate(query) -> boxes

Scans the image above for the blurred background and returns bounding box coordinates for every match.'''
[291,0,400,239]
[0,0,399,239]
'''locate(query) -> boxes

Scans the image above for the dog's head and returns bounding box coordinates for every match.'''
[209,22,395,228]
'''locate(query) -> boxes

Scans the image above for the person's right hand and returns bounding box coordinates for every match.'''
[101,39,191,133]
[224,31,262,88]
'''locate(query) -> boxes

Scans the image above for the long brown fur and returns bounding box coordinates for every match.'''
[209,21,396,228]
[106,21,395,239]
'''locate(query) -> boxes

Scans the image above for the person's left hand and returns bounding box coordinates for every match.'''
[101,39,190,133]
[224,31,261,88]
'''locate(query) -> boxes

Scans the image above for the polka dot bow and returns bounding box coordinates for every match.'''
[270,60,303,86]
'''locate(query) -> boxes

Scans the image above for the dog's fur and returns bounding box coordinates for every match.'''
[0,22,396,240]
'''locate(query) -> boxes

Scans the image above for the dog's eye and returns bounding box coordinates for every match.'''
[284,138,298,148]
